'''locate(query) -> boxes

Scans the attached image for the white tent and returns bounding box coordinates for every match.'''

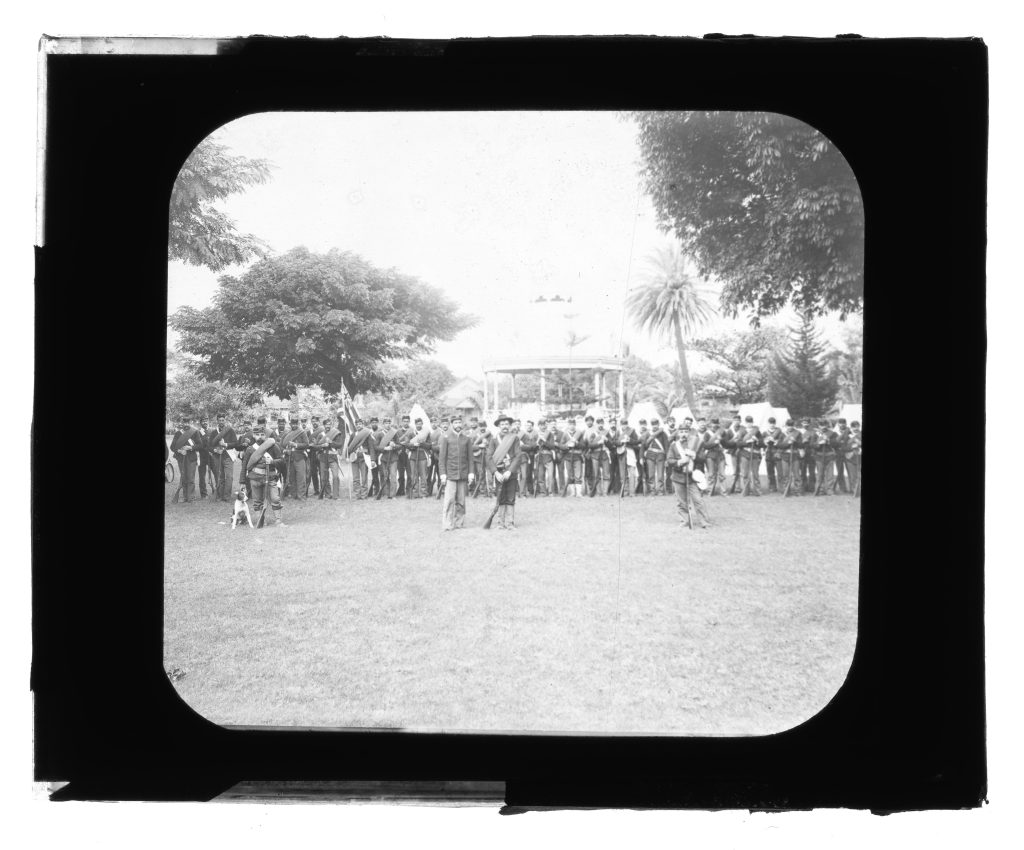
[669,406,697,424]
[628,401,660,430]
[407,402,431,434]
[839,403,863,425]
[737,402,773,428]
[517,403,543,426]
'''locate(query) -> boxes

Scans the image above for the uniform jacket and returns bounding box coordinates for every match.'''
[644,429,670,459]
[486,433,522,475]
[438,430,474,479]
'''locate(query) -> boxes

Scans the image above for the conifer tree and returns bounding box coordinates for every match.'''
[768,315,839,418]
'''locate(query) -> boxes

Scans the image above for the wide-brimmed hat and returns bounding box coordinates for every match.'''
[493,414,513,427]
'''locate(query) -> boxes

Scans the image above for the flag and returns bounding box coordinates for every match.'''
[338,390,360,438]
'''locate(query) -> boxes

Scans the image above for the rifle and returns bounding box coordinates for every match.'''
[682,467,693,529]
[831,452,841,494]
[814,447,825,496]
[782,446,795,497]
[854,457,861,498]
[483,466,508,529]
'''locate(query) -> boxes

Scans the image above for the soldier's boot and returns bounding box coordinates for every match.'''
[507,506,516,529]
[273,507,286,526]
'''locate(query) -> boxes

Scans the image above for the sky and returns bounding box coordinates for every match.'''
[166,111,858,380]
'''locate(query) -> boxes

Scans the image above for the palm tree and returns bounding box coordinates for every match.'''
[626,245,717,411]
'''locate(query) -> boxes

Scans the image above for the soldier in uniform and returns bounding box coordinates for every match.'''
[845,420,862,497]
[195,416,214,499]
[605,420,621,495]
[588,418,611,496]
[405,417,432,499]
[581,415,596,495]
[486,414,523,530]
[426,418,446,496]
[813,418,839,495]
[439,413,475,530]
[833,419,850,494]
[777,418,803,497]
[643,418,670,496]
[738,415,763,496]
[616,417,639,498]
[319,414,343,499]
[634,419,649,495]
[667,421,711,529]
[170,415,200,502]
[283,415,310,500]
[374,416,401,499]
[210,413,239,502]
[300,413,319,496]
[396,414,412,497]
[704,418,727,496]
[552,418,569,496]
[534,419,556,496]
[472,421,494,497]
[344,417,374,500]
[563,417,586,497]
[307,415,324,497]
[799,418,816,493]
[762,416,783,493]
[235,418,255,498]
[723,414,744,494]
[366,417,381,497]
[244,418,288,527]
[519,420,538,497]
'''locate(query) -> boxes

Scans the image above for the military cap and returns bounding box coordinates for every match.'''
[257,416,267,425]
[837,418,847,425]
[732,414,742,421]
[650,418,660,425]
[851,420,860,428]
[620,417,629,425]
[450,413,462,421]
[785,418,795,427]
[767,417,776,424]
[584,415,594,422]
[743,416,753,423]
[401,415,411,421]
[370,416,379,424]
[638,418,648,425]
[595,417,604,424]
[289,416,299,424]
[710,418,719,425]
[526,419,534,425]
[415,417,423,424]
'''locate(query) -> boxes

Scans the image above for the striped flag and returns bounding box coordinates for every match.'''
[338,390,360,437]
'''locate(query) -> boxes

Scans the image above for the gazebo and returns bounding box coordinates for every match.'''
[478,294,625,420]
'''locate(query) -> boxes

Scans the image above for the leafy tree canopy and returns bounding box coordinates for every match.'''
[166,369,262,425]
[690,327,786,405]
[169,247,477,400]
[825,323,864,404]
[168,136,274,271]
[633,111,864,321]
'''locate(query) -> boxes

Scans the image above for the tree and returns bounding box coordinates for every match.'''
[633,111,864,321]
[769,315,840,418]
[168,136,274,271]
[391,359,458,420]
[169,247,477,400]
[689,327,786,405]
[165,368,261,424]
[825,324,864,404]
[625,245,716,411]
[621,354,674,410]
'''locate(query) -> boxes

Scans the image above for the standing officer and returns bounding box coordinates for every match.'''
[667,421,711,529]
[486,414,523,530]
[245,419,287,527]
[439,413,475,530]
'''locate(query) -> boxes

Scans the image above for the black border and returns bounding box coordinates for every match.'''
[33,35,987,808]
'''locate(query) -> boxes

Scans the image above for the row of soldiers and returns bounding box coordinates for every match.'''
[341,411,862,501]
[168,410,863,508]
[167,411,347,507]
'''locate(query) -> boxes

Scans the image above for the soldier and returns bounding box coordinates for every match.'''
[284,415,311,500]
[721,414,743,494]
[472,422,493,497]
[426,418,446,496]
[644,418,670,496]
[588,418,611,496]
[692,417,710,472]
[396,414,412,497]
[799,418,816,493]
[552,417,569,496]
[244,419,288,527]
[195,416,214,499]
[667,421,711,530]
[635,419,649,495]
[486,414,523,530]
[605,420,621,495]
[170,415,200,502]
[665,416,677,443]
[366,417,381,497]
[439,413,475,530]
[777,418,803,497]
[405,417,431,499]
[235,418,255,498]
[534,419,556,496]
[300,413,319,496]
[319,414,342,499]
[704,418,727,496]
[374,416,401,499]
[519,419,538,497]
[763,416,784,493]
[738,415,762,496]
[581,415,597,495]
[562,417,586,497]
[616,417,640,498]
[210,413,239,502]
[344,417,374,500]
[834,419,850,494]
[846,420,862,497]
[813,418,839,495]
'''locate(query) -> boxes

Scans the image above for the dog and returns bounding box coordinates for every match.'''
[231,488,254,529]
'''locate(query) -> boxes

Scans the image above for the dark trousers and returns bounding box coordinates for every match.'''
[197,452,211,496]
[309,451,321,494]
[176,453,197,501]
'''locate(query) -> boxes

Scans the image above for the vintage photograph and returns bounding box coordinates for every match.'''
[163,111,864,735]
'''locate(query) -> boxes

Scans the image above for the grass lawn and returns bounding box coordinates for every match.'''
[164,465,860,736]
